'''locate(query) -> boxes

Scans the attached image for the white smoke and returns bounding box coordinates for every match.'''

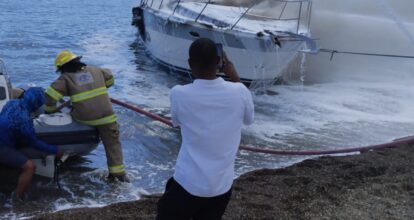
[378,0,414,45]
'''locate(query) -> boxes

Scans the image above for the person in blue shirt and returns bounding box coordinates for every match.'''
[0,87,62,200]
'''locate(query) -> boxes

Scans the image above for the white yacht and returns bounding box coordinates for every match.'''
[132,0,317,84]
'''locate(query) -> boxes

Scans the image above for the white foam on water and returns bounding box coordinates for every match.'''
[49,168,148,213]
[53,198,106,212]
[241,0,414,149]
[248,78,414,143]
[3,0,414,218]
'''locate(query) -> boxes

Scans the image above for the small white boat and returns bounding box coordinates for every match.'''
[132,0,317,84]
[0,59,99,178]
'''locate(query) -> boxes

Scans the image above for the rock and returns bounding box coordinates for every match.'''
[34,145,414,220]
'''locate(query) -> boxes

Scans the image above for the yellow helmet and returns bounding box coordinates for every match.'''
[55,50,79,70]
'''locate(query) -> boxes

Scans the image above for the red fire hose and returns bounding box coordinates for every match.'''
[110,98,174,127]
[55,98,414,155]
[108,98,414,155]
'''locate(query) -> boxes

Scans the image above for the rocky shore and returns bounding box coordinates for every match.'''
[35,144,414,220]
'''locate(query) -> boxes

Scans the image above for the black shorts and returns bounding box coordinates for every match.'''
[157,177,232,220]
[0,146,28,168]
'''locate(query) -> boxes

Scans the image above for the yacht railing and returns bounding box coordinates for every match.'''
[139,0,312,34]
[229,0,312,34]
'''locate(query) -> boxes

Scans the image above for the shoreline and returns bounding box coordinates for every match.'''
[35,144,414,219]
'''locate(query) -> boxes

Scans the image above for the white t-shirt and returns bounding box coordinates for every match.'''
[170,77,254,197]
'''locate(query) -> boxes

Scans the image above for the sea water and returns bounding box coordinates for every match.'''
[0,0,414,218]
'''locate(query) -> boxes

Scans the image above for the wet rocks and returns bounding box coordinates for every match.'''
[35,144,414,220]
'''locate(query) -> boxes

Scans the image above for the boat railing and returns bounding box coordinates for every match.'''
[139,0,168,9]
[139,0,312,35]
[230,0,312,34]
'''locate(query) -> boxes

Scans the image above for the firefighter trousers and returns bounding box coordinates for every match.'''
[96,122,126,176]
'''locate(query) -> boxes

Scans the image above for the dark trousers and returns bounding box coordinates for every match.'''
[157,177,232,220]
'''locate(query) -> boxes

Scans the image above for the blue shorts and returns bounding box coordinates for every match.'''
[0,146,28,168]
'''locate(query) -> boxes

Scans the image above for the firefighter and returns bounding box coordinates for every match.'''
[44,50,128,182]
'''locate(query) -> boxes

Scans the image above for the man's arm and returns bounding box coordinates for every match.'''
[222,52,253,124]
[20,120,59,155]
[222,53,241,83]
[45,76,67,113]
[101,68,115,88]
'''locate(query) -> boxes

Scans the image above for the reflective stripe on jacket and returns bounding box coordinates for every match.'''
[45,66,116,126]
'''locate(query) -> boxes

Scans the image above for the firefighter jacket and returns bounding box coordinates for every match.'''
[45,66,116,126]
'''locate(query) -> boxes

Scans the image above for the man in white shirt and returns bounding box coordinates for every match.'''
[156,38,254,220]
